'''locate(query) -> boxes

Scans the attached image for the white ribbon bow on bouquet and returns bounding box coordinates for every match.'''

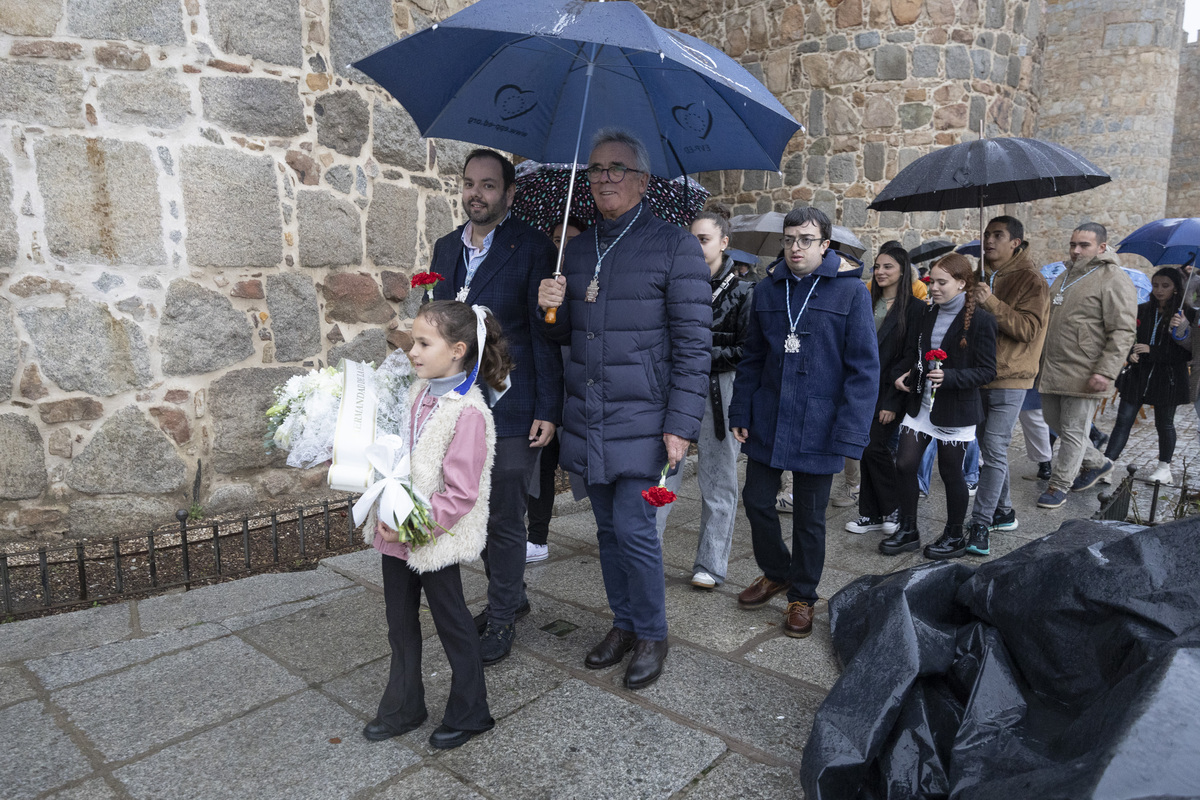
[351,435,430,529]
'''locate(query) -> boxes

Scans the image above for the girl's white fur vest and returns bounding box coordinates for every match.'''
[364,380,495,573]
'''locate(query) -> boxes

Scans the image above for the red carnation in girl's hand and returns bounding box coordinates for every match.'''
[642,464,677,507]
[924,349,948,362]
[410,271,445,288]
[920,276,932,284]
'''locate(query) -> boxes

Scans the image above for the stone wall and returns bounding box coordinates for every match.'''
[649,0,1044,254]
[0,0,472,540]
[1022,0,1183,249]
[1167,40,1200,220]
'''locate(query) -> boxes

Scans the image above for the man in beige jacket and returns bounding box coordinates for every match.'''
[966,216,1050,552]
[1036,222,1137,508]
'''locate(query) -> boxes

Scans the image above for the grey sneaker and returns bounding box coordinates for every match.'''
[775,494,794,514]
[1071,460,1114,492]
[831,484,859,508]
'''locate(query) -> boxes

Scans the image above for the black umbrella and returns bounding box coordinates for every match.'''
[869,136,1110,273]
[909,239,956,264]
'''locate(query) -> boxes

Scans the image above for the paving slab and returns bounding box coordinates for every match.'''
[0,663,38,708]
[367,767,487,800]
[663,581,776,653]
[44,779,122,799]
[239,586,390,682]
[27,622,228,690]
[0,699,93,800]
[438,679,726,800]
[525,552,612,613]
[634,645,826,763]
[218,585,365,630]
[684,752,804,799]
[545,509,600,545]
[53,636,305,762]
[113,691,418,800]
[508,594,621,669]
[0,602,131,663]
[321,548,383,586]
[136,568,354,633]
[743,614,842,692]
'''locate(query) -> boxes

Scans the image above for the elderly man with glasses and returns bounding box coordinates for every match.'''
[729,207,878,639]
[538,128,711,690]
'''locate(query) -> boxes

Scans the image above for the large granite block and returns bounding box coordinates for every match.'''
[53,636,305,761]
[296,190,362,268]
[34,135,164,265]
[0,414,46,500]
[200,77,306,136]
[65,0,185,44]
[329,0,397,83]
[181,146,281,268]
[366,183,419,267]
[372,100,427,171]
[316,90,369,157]
[19,297,153,396]
[160,279,255,375]
[97,69,191,129]
[265,272,321,362]
[0,62,85,128]
[0,0,63,35]
[209,367,307,473]
[0,601,130,663]
[206,0,302,67]
[66,405,187,494]
[0,157,17,268]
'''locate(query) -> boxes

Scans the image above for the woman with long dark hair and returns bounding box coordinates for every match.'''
[1104,266,1194,484]
[879,253,997,560]
[846,244,926,535]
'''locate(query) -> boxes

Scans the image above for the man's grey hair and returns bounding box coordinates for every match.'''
[1073,221,1108,243]
[590,127,652,174]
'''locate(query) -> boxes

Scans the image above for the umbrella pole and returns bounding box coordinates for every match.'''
[978,119,985,280]
[546,46,597,325]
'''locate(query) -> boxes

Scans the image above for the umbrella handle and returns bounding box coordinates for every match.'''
[545,306,558,324]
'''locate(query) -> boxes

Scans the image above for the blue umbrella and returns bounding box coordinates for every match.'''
[1042,261,1152,303]
[352,0,800,180]
[957,239,981,258]
[1117,218,1200,267]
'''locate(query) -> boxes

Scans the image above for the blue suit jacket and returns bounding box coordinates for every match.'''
[431,215,562,437]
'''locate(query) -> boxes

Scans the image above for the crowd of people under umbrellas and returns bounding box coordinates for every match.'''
[360,126,1194,752]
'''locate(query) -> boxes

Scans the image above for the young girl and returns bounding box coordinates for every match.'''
[363,300,513,751]
[847,243,925,535]
[880,253,997,560]
[1104,267,1194,484]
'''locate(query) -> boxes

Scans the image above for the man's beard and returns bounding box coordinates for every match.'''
[466,198,505,227]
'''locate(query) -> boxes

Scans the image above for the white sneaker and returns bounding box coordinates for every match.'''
[525,542,549,563]
[845,515,885,534]
[776,494,794,514]
[691,571,717,589]
[1147,462,1174,485]
[966,482,978,497]
[831,484,859,508]
[882,510,900,534]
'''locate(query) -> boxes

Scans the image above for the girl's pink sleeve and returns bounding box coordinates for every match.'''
[428,407,487,533]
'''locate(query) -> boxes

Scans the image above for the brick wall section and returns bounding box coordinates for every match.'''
[1029,0,1184,251]
[0,0,472,539]
[1167,40,1200,220]
[645,0,1044,254]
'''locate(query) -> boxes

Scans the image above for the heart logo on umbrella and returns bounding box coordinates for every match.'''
[672,103,712,139]
[494,84,538,121]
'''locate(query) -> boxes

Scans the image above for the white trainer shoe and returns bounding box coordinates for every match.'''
[525,542,549,563]
[1147,461,1174,485]
[776,494,794,514]
[691,571,717,589]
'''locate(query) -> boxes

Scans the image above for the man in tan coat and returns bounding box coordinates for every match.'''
[966,216,1050,553]
[1036,222,1136,508]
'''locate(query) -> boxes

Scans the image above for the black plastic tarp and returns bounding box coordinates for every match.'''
[801,518,1200,800]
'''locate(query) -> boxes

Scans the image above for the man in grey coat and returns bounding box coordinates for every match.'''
[538,128,711,690]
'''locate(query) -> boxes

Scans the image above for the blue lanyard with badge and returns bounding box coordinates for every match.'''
[784,274,821,353]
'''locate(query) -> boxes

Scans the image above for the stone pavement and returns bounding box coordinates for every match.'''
[1,414,1194,800]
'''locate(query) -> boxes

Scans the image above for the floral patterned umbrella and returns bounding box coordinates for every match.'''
[511,161,709,234]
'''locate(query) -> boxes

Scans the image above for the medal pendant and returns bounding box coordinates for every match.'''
[1052,293,1064,306]
[455,286,469,302]
[784,332,801,354]
[585,278,599,303]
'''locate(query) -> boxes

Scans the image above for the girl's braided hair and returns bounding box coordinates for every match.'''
[931,253,978,349]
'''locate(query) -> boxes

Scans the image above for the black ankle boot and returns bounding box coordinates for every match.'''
[924,524,967,560]
[879,516,920,555]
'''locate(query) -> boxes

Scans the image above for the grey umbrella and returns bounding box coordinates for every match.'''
[730,212,865,259]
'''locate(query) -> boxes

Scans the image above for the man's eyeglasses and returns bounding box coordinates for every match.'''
[782,235,824,250]
[586,164,642,183]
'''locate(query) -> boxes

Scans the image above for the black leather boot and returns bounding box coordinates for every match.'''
[924,524,968,560]
[879,516,920,555]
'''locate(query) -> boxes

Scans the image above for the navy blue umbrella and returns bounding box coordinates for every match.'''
[909,239,956,264]
[956,239,981,258]
[1117,218,1200,267]
[352,0,800,179]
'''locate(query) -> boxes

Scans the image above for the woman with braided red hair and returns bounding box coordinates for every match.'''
[879,253,998,560]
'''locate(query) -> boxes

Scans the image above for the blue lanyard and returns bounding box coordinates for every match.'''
[1150,309,1162,346]
[785,274,820,335]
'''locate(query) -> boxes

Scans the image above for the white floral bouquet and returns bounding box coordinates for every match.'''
[265,351,415,469]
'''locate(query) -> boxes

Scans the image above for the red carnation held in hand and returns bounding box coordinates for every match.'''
[924,349,948,362]
[642,464,677,507]
[410,271,445,288]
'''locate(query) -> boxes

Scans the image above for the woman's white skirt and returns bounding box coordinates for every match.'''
[900,404,976,444]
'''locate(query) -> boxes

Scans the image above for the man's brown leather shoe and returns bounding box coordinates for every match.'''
[784,601,814,638]
[737,576,789,608]
[584,626,637,669]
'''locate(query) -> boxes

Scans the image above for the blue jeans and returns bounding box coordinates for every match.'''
[742,458,832,605]
[586,478,668,641]
[918,438,979,494]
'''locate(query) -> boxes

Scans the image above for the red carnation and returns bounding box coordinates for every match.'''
[920,276,932,284]
[924,348,948,362]
[410,271,445,288]
[642,463,677,507]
